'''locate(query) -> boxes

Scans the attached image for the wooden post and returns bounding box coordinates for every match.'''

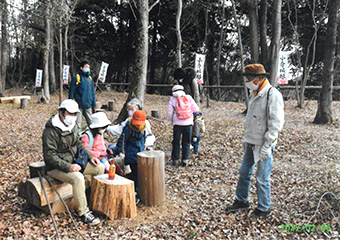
[108,100,115,111]
[151,110,161,118]
[20,98,28,109]
[90,174,137,219]
[29,161,46,178]
[137,150,165,206]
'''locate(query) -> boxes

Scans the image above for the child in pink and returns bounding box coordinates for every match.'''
[81,112,111,172]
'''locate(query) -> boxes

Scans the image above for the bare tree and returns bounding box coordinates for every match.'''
[176,0,182,68]
[42,0,52,102]
[0,0,8,96]
[313,0,340,124]
[216,0,226,101]
[248,0,259,63]
[259,0,268,67]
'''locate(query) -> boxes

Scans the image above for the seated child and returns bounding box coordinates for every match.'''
[116,110,146,190]
[191,112,205,155]
[81,112,112,172]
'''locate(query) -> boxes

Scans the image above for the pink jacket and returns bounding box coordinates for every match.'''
[167,90,199,126]
[81,132,107,158]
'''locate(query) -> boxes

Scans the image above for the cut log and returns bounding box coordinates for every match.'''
[108,100,115,111]
[0,95,31,104]
[20,98,28,109]
[18,175,92,214]
[137,150,165,206]
[151,110,161,118]
[29,161,46,178]
[90,174,137,219]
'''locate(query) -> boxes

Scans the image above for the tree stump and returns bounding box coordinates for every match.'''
[108,100,115,111]
[20,98,28,109]
[29,161,46,178]
[90,174,136,219]
[137,150,165,206]
[151,110,161,118]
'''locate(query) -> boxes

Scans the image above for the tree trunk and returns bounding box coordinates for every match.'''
[42,0,51,102]
[268,0,282,86]
[49,21,56,94]
[313,0,340,124]
[216,0,226,101]
[176,0,182,68]
[248,0,259,63]
[259,0,268,67]
[0,0,8,96]
[115,0,149,123]
[59,20,63,105]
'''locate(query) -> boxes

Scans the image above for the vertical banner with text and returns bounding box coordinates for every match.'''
[277,51,289,85]
[98,61,109,83]
[194,53,205,84]
[35,69,43,88]
[62,65,70,84]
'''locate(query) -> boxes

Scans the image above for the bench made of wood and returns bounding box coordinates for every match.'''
[0,95,31,104]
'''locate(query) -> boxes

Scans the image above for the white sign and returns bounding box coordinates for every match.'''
[277,51,289,85]
[62,65,70,84]
[194,53,205,84]
[98,61,109,83]
[35,69,43,87]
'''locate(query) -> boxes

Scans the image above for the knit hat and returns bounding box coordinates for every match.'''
[58,99,80,113]
[132,110,146,126]
[172,85,184,92]
[242,64,270,76]
[89,112,111,129]
[193,112,201,118]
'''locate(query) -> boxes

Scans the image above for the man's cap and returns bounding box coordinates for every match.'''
[172,85,184,92]
[132,110,146,126]
[89,112,111,129]
[242,64,270,76]
[59,99,80,113]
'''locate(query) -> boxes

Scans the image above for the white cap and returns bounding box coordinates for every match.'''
[59,99,80,113]
[89,112,112,129]
[172,85,184,92]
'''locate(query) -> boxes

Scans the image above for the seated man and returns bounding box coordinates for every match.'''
[42,99,105,225]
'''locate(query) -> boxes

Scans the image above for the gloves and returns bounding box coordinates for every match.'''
[259,145,271,161]
[92,107,96,113]
[193,137,197,142]
[119,153,125,159]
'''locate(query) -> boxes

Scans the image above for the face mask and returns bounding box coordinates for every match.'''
[245,81,259,91]
[128,110,135,117]
[64,115,77,126]
[83,68,90,74]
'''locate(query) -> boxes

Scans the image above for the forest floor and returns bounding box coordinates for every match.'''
[0,88,339,240]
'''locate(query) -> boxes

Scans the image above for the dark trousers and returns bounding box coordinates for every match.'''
[191,137,202,154]
[171,125,192,161]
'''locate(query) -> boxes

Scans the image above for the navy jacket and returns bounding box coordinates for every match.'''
[69,70,96,109]
[116,124,146,165]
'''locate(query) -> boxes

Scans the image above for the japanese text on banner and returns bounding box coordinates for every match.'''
[35,69,43,88]
[63,65,70,84]
[194,54,205,84]
[98,62,109,83]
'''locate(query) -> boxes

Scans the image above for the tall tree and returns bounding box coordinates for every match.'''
[313,0,340,124]
[42,0,52,102]
[0,0,8,96]
[216,0,226,101]
[176,0,183,67]
[248,0,259,63]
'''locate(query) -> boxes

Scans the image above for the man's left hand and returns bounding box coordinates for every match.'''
[259,145,271,161]
[91,157,100,166]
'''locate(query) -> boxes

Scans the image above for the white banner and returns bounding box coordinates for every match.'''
[35,69,43,88]
[277,51,289,85]
[62,65,70,84]
[98,61,109,83]
[194,53,205,84]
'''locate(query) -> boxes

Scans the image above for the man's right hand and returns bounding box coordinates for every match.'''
[70,164,81,172]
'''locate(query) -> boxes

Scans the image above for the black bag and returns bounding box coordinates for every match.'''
[75,148,88,172]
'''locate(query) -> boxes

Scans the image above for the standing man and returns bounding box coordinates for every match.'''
[42,99,104,225]
[226,64,284,217]
[69,61,96,132]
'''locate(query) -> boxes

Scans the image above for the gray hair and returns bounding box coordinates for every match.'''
[127,98,142,110]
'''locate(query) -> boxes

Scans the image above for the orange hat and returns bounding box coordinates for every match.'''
[132,110,146,126]
[242,64,270,76]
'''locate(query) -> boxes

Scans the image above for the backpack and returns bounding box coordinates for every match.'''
[175,95,193,120]
[76,74,92,86]
[81,129,94,150]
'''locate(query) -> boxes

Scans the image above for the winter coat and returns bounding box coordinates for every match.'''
[167,90,199,126]
[42,116,94,172]
[244,82,284,147]
[81,131,107,159]
[192,117,204,138]
[68,70,96,109]
[116,120,146,165]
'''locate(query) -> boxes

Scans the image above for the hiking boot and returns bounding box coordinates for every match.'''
[172,160,180,167]
[254,208,271,217]
[226,199,250,212]
[182,159,189,167]
[81,211,100,225]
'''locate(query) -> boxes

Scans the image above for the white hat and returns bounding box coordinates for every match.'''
[172,85,184,92]
[59,99,80,113]
[89,112,111,129]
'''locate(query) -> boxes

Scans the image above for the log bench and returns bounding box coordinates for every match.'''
[0,95,31,104]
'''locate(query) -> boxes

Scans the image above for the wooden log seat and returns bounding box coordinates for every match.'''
[90,174,137,219]
[0,95,31,104]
